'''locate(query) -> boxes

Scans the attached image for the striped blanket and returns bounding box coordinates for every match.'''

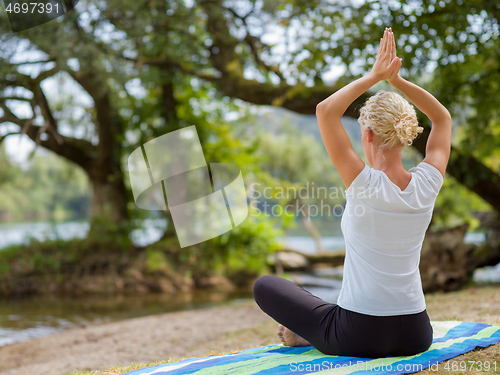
[125,321,500,374]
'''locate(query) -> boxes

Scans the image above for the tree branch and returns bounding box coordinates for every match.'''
[34,64,61,85]
[32,83,64,144]
[0,99,95,171]
[22,123,95,171]
[412,125,500,210]
[243,33,285,82]
[223,4,284,81]
[0,96,33,102]
[0,132,20,145]
[7,58,57,66]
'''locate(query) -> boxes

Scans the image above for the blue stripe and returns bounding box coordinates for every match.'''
[133,346,320,375]
[126,345,287,374]
[433,322,490,343]
[125,357,205,375]
[346,331,500,375]
[124,322,500,375]
[254,357,370,375]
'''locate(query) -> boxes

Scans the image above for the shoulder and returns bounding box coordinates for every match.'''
[345,162,372,194]
[409,161,445,192]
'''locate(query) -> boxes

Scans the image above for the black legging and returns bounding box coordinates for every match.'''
[253,274,433,358]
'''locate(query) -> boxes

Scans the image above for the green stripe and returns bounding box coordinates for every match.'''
[426,326,498,351]
[430,321,462,339]
[175,324,500,375]
[315,353,420,374]
[313,326,500,374]
[468,326,498,340]
[156,345,283,373]
[190,348,324,375]
[296,322,500,375]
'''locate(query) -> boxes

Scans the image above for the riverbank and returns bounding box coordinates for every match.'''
[0,228,274,296]
[0,284,499,375]
[0,290,254,347]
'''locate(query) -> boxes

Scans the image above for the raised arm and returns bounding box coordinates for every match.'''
[386,33,452,178]
[316,28,401,189]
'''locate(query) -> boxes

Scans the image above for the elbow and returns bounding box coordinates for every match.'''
[316,101,344,131]
[445,110,452,124]
[316,101,326,117]
[432,109,452,127]
[316,101,336,119]
[442,110,452,128]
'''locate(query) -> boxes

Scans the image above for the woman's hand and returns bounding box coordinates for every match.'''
[316,29,406,189]
[370,28,401,82]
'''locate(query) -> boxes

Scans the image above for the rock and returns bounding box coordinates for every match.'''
[473,263,500,283]
[313,266,343,279]
[195,275,235,291]
[158,278,176,293]
[270,251,310,270]
[289,274,343,288]
[419,223,469,292]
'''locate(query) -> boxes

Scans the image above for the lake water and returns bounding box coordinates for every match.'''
[0,219,168,249]
[0,220,492,347]
[0,290,253,347]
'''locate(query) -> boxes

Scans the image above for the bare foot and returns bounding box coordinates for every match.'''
[277,324,311,347]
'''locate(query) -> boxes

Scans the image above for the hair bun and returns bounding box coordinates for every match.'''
[358,91,423,149]
[394,113,423,146]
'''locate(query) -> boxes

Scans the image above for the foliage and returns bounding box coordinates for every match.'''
[148,211,282,285]
[212,213,283,284]
[86,215,135,250]
[0,146,90,222]
[432,177,492,232]
[308,0,500,223]
[250,121,342,232]
[1,0,499,271]
[144,247,173,274]
[102,0,500,230]
[0,235,126,279]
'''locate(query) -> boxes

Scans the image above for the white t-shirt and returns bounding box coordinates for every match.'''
[337,161,444,316]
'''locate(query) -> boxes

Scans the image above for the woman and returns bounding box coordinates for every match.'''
[253,28,452,358]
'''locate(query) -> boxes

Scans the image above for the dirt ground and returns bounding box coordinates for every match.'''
[0,285,499,375]
[0,300,274,375]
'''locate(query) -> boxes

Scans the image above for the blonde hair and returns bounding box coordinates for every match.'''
[358,91,423,150]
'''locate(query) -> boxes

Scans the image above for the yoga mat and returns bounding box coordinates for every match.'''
[125,321,500,374]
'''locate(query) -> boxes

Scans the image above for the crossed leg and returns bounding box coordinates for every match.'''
[276,323,311,347]
[253,274,434,358]
[253,274,340,355]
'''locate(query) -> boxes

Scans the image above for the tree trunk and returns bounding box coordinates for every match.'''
[419,219,500,292]
[300,214,324,254]
[419,223,471,292]
[465,212,500,274]
[89,169,129,229]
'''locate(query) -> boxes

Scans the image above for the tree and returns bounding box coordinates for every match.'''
[2,0,499,265]
[0,0,260,238]
[0,9,132,234]
[192,0,500,219]
[74,0,499,220]
[251,121,344,253]
[109,0,499,266]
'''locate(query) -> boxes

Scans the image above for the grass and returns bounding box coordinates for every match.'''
[69,284,500,375]
[69,361,177,375]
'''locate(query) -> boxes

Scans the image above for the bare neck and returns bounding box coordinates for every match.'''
[370,145,406,174]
